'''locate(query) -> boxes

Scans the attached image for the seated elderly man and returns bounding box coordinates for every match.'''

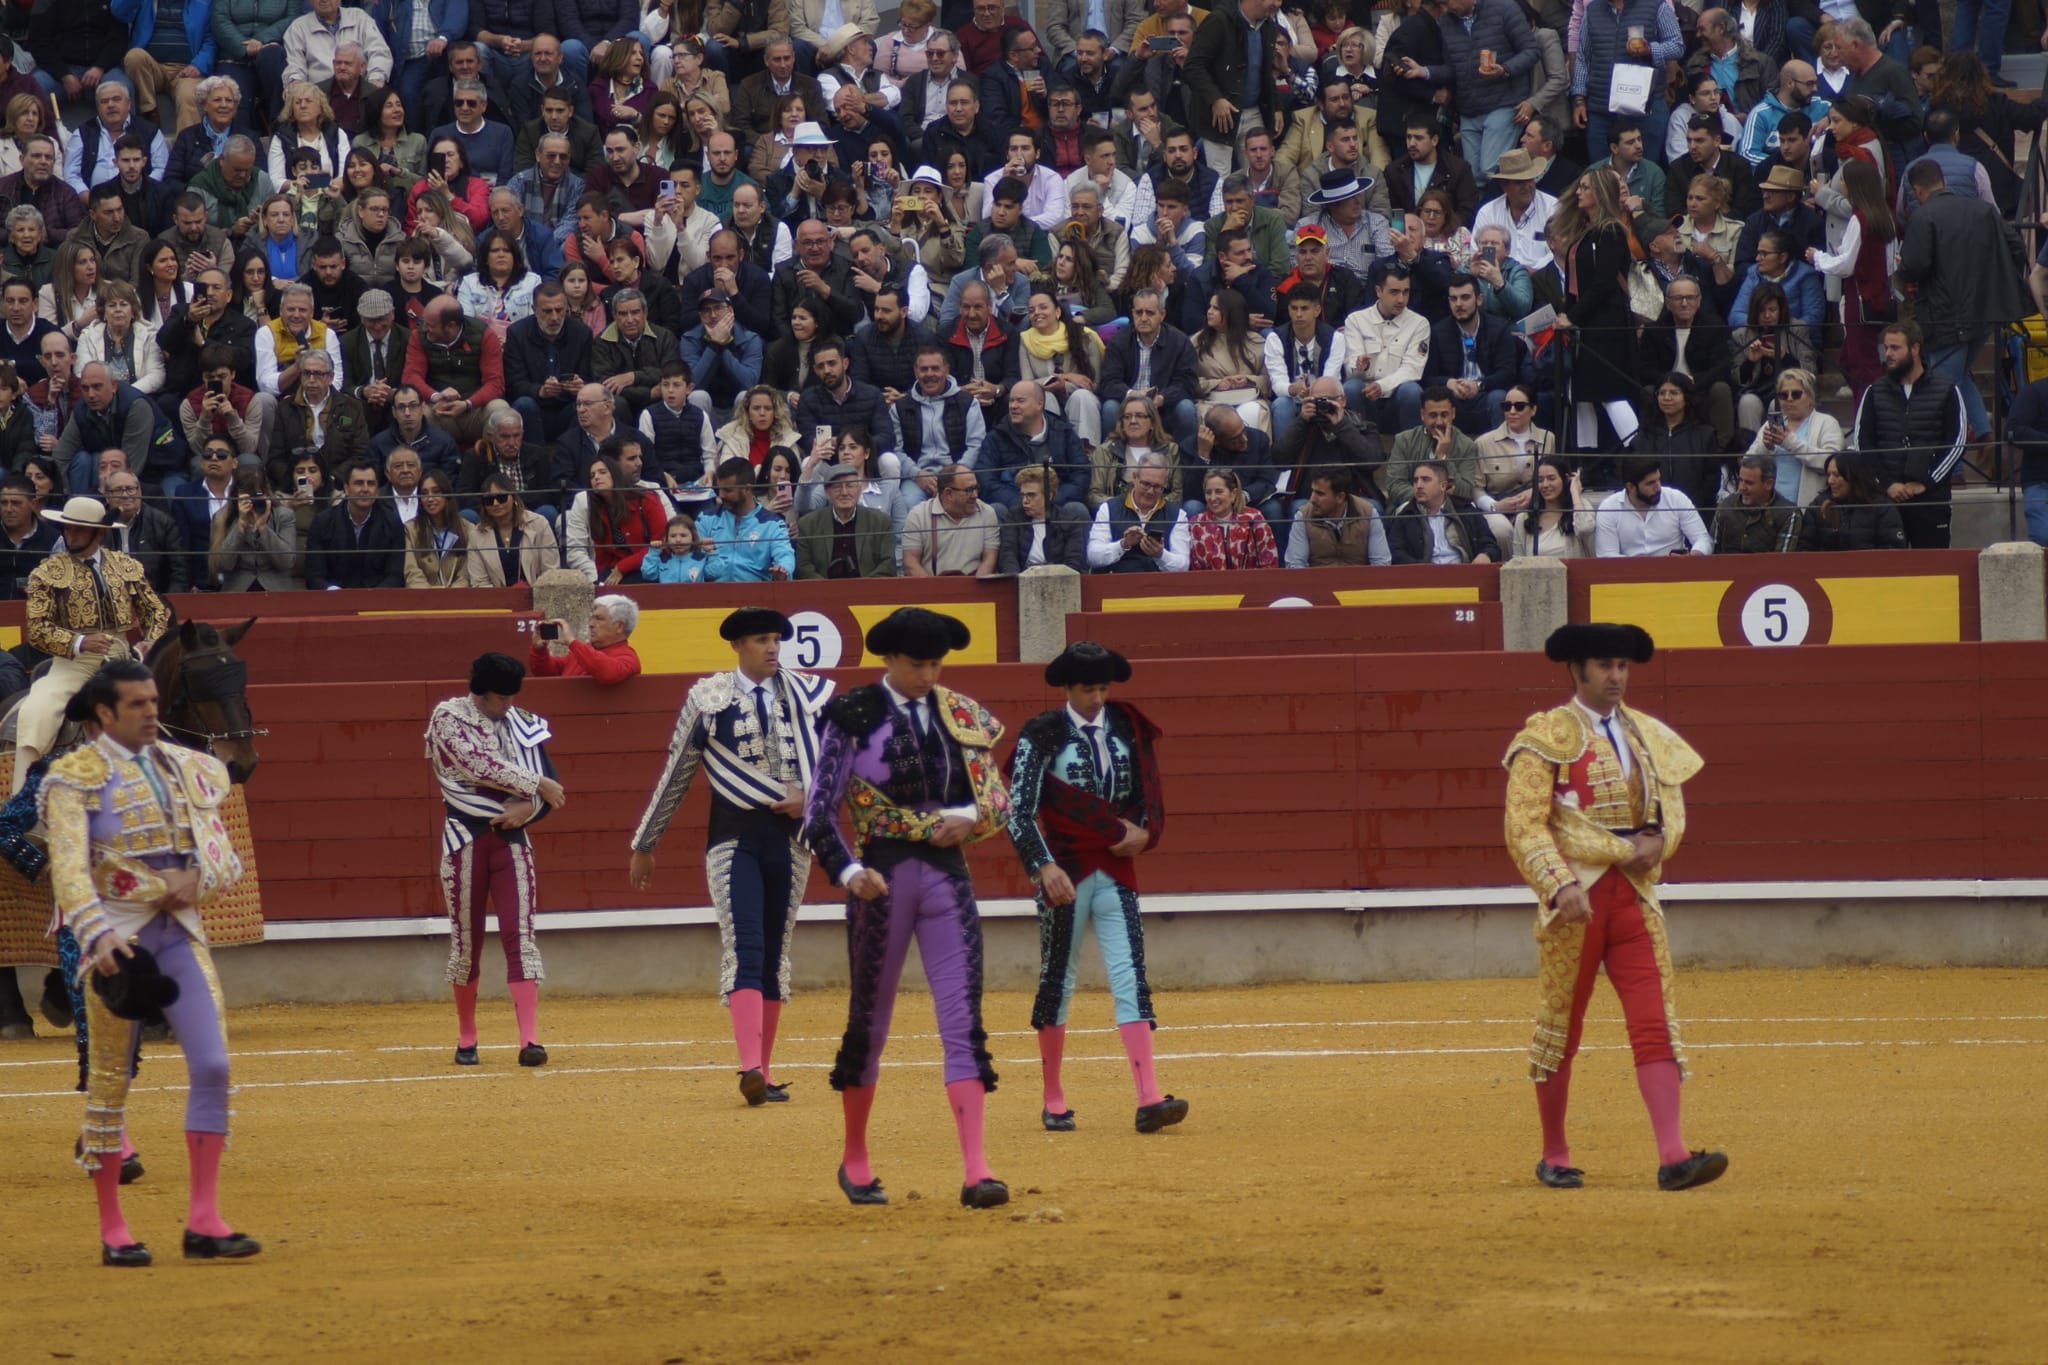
[528,594,643,683]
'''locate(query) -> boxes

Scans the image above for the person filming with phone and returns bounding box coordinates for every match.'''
[527,594,643,684]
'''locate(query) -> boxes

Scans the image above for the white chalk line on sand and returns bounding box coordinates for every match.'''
[1,1035,2044,1103]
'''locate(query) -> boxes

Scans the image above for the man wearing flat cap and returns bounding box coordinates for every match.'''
[1006,641,1186,1136]
[1502,623,1726,1193]
[802,607,1014,1210]
[629,607,835,1105]
[426,652,568,1071]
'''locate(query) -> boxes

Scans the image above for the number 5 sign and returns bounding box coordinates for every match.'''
[785,611,845,670]
[1736,584,1812,646]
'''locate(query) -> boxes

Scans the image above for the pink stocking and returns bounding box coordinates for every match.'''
[946,1078,993,1185]
[1038,1025,1068,1112]
[840,1084,877,1185]
[119,1129,136,1161]
[452,982,479,1048]
[1118,1021,1162,1105]
[507,980,539,1047]
[186,1131,232,1238]
[92,1158,133,1247]
[728,988,764,1073]
[1636,1060,1690,1165]
[759,1000,783,1084]
[1536,1060,1574,1167]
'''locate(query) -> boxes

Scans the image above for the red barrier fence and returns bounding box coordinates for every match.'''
[239,641,2048,923]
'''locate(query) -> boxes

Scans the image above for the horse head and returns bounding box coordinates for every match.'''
[146,613,263,784]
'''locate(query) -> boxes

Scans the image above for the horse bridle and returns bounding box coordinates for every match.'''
[157,651,269,748]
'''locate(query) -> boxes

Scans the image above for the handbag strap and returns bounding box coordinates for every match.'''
[1974,125,2015,177]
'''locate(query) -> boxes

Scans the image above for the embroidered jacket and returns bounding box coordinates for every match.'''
[40,736,242,952]
[1005,702,1164,890]
[631,667,835,852]
[425,694,556,853]
[24,549,172,659]
[803,682,1010,882]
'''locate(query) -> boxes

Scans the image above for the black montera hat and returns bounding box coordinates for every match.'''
[92,942,181,1021]
[1044,641,1132,688]
[1545,623,1655,664]
[865,607,971,660]
[470,651,526,696]
[720,606,794,641]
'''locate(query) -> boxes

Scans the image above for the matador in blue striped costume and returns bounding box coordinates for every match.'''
[629,607,833,1106]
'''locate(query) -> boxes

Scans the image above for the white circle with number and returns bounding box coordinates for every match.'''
[1739,585,1811,647]
[786,612,844,670]
[1268,596,1313,609]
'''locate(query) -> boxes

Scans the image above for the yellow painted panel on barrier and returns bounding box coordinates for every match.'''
[357,609,521,617]
[1333,587,1483,606]
[849,601,1000,665]
[0,626,17,650]
[1820,576,1961,644]
[1587,581,1728,648]
[634,608,767,674]
[1098,594,1247,613]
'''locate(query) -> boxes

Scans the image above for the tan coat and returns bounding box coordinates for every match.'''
[466,511,561,586]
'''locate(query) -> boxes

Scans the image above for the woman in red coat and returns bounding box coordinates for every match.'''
[568,455,666,584]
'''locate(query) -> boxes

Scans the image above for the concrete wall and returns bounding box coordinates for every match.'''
[205,897,2048,1005]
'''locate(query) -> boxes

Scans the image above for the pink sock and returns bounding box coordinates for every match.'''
[1636,1060,1691,1165]
[119,1129,136,1161]
[946,1078,993,1185]
[186,1131,231,1237]
[1119,1021,1163,1105]
[507,980,539,1047]
[1536,1060,1574,1167]
[1037,1025,1067,1112]
[728,988,764,1073]
[92,1157,133,1247]
[452,982,479,1048]
[759,1001,783,1085]
[840,1084,877,1185]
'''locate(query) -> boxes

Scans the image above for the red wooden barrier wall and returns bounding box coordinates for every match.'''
[238,641,2048,923]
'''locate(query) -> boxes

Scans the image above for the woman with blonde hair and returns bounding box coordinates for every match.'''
[76,281,163,394]
[268,81,347,184]
[1088,395,1182,508]
[0,92,63,178]
[403,471,473,587]
[1741,364,1841,506]
[1317,27,1374,107]
[1552,171,1640,450]
[1676,174,1740,296]
[717,385,801,469]
[876,0,939,82]
[37,239,101,338]
[1187,467,1278,570]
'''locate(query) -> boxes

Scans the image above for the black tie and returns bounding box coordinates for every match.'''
[1298,341,1313,375]
[370,340,384,382]
[1084,723,1105,788]
[86,556,110,612]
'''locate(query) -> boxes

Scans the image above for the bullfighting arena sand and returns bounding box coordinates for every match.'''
[1,966,2043,1363]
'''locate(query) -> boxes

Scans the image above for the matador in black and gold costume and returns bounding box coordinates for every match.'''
[1503,623,1728,1193]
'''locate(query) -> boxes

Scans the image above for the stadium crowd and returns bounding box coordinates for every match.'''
[0,0,2038,591]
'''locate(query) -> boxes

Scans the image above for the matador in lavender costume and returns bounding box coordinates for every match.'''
[426,652,566,1069]
[1006,642,1188,1136]
[1503,623,1727,1192]
[629,606,834,1106]
[803,608,1014,1210]
[44,660,256,1267]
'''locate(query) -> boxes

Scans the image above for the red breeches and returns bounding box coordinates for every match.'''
[1560,869,1676,1069]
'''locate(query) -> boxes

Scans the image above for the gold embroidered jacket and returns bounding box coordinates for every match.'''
[40,738,244,952]
[23,549,172,659]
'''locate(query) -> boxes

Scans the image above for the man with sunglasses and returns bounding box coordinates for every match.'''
[431,79,516,187]
[173,441,241,576]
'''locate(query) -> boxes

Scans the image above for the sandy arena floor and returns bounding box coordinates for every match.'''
[0,967,2043,1363]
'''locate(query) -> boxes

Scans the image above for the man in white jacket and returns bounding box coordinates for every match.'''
[1341,266,1429,434]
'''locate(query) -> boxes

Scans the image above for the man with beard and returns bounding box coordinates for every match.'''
[1848,321,1968,549]
[1593,458,1714,557]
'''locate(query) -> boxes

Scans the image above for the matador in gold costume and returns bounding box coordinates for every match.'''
[1502,623,1728,1193]
[13,497,171,794]
[45,659,257,1266]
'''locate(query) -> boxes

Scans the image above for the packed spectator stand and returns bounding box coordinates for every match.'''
[0,0,2042,614]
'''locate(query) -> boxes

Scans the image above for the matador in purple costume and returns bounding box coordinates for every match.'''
[802,607,1015,1210]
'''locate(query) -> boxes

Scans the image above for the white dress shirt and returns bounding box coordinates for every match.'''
[1592,486,1713,558]
[1571,695,1635,783]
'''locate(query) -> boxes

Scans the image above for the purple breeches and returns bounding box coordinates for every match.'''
[82,912,231,1164]
[831,852,998,1092]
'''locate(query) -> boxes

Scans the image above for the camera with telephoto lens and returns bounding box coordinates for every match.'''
[1309,396,1338,420]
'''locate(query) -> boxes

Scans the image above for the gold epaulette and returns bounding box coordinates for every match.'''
[42,744,110,794]
[1501,705,1587,771]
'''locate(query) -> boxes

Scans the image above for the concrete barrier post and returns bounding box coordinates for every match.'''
[1979,542,2048,641]
[532,569,596,643]
[1016,565,1082,662]
[1499,556,1569,652]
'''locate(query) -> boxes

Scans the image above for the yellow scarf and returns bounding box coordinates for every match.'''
[1020,324,1069,363]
